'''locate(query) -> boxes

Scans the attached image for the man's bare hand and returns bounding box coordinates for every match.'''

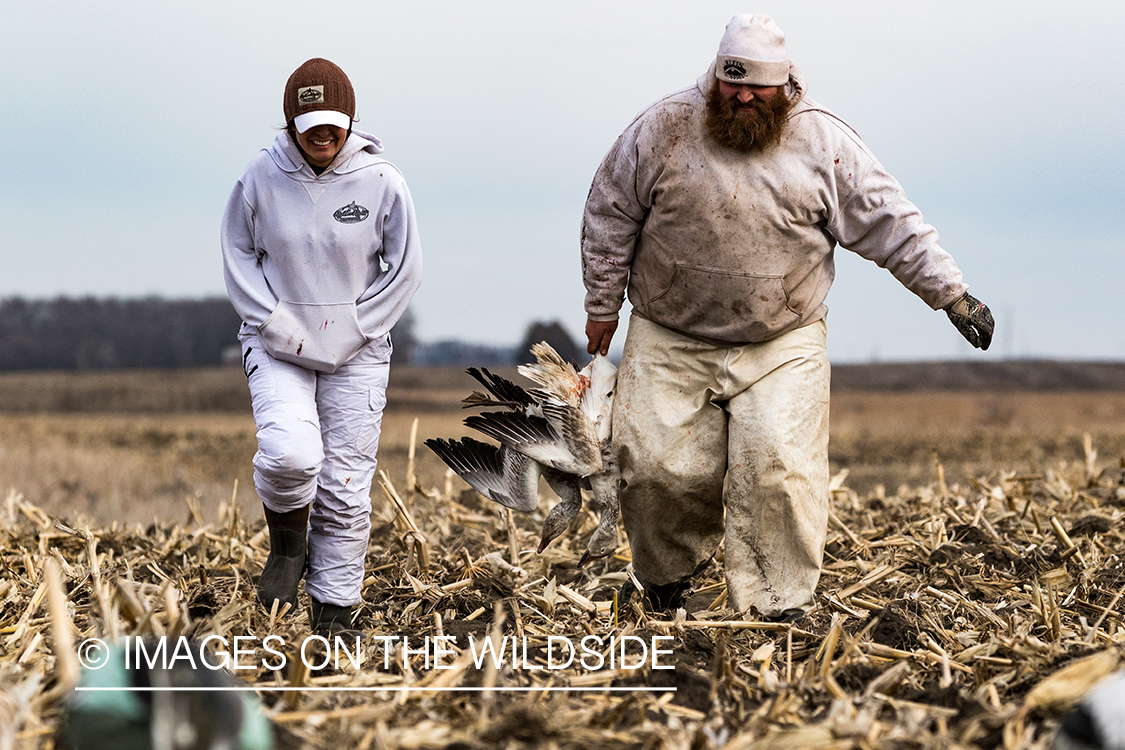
[586,318,619,355]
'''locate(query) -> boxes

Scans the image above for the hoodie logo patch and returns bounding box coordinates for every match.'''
[723,60,747,80]
[334,201,370,223]
[298,86,324,104]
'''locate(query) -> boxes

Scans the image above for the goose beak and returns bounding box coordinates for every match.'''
[578,551,592,567]
[537,535,551,554]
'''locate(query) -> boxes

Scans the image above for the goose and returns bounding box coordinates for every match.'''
[463,408,600,478]
[426,343,620,564]
[568,351,621,565]
[425,434,585,552]
[579,445,620,565]
[464,343,616,478]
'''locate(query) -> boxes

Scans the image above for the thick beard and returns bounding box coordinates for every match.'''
[704,80,792,152]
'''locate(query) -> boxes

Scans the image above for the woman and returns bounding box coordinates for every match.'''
[221,58,422,636]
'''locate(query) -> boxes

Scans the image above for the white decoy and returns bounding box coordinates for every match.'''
[1054,673,1125,750]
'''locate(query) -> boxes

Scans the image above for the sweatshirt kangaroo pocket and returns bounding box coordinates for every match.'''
[643,263,800,343]
[258,301,369,373]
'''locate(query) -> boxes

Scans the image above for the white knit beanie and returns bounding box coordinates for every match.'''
[715,14,789,86]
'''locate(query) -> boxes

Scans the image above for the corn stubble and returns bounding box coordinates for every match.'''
[0,429,1122,750]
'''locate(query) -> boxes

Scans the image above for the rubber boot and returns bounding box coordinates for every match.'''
[256,504,309,614]
[618,559,711,614]
[619,571,692,613]
[309,598,361,639]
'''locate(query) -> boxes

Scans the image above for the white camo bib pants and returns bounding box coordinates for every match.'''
[240,325,390,607]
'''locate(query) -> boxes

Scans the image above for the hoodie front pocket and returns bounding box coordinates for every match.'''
[258,301,368,373]
[643,263,800,343]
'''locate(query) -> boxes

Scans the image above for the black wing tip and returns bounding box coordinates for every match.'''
[464,412,546,445]
[426,435,505,477]
[465,366,534,408]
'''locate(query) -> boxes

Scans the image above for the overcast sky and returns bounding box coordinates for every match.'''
[2,1,1122,362]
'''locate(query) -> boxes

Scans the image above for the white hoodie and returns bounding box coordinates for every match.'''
[222,129,422,372]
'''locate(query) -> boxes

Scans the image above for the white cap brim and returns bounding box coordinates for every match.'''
[293,110,352,133]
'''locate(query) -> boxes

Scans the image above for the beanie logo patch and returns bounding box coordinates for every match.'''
[298,86,325,105]
[722,60,747,80]
[333,201,370,224]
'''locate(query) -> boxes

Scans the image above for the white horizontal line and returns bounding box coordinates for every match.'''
[76,686,677,693]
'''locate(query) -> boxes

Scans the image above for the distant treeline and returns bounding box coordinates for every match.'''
[0,297,244,371]
[417,321,583,367]
[0,296,581,371]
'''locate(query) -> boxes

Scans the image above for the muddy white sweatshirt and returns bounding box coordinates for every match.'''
[582,63,967,345]
[222,130,422,372]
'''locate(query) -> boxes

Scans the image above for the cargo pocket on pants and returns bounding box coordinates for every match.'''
[349,387,386,457]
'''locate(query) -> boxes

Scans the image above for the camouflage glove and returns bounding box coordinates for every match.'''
[945,292,994,350]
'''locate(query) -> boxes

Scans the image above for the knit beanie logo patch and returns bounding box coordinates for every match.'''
[298,86,325,105]
[284,59,355,126]
[333,201,370,224]
[722,60,747,80]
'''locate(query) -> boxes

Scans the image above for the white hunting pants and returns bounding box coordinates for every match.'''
[613,314,830,617]
[239,326,390,607]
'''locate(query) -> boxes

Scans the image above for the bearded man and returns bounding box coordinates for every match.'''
[581,14,993,622]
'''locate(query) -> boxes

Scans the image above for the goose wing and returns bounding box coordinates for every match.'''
[518,342,584,406]
[539,401,602,475]
[465,409,601,477]
[463,367,537,411]
[424,437,540,512]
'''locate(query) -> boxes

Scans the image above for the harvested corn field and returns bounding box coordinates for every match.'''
[1,365,1125,749]
[3,439,1125,748]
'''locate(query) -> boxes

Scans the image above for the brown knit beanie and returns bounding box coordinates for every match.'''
[283,58,356,132]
